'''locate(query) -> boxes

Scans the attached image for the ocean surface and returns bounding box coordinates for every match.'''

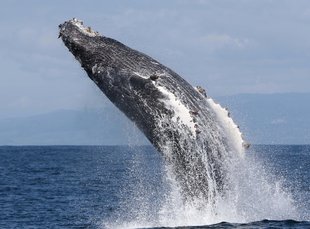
[0,145,309,228]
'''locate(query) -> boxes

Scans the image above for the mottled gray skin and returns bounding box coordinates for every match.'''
[59,20,230,203]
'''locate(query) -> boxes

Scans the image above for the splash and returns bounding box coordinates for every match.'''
[105,96,299,229]
[59,19,302,228]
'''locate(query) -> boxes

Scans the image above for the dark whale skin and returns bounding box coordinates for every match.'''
[59,19,246,204]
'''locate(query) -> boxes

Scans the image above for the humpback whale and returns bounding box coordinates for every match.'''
[59,19,247,205]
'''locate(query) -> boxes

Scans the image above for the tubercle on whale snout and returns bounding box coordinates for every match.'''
[58,18,100,40]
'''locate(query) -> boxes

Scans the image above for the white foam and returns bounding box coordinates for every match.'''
[156,85,196,137]
[104,93,299,228]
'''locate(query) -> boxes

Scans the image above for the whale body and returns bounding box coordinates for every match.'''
[59,19,247,204]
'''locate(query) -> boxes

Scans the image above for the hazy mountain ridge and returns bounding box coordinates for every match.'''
[0,109,146,145]
[0,93,309,145]
[218,93,310,144]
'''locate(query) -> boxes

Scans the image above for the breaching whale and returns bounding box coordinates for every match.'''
[59,18,248,204]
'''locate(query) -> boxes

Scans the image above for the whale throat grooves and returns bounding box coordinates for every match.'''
[59,18,248,206]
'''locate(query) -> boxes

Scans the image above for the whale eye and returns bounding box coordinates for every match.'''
[58,24,62,28]
[150,74,159,81]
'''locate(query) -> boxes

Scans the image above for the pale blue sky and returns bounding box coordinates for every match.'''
[1,0,310,119]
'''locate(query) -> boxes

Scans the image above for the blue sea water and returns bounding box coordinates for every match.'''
[0,145,309,228]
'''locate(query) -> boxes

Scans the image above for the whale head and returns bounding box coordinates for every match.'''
[59,19,173,142]
[58,18,109,77]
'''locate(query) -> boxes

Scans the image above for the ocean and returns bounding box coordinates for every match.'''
[0,145,309,228]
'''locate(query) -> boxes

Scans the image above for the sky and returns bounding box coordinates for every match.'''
[1,0,310,119]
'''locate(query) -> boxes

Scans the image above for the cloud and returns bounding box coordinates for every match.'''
[271,118,286,125]
[197,34,250,50]
[1,0,310,119]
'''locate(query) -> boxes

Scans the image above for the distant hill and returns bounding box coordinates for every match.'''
[0,108,147,145]
[0,93,309,145]
[218,93,310,145]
